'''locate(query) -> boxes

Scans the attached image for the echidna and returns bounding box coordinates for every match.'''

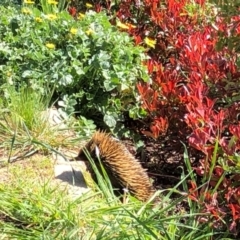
[77,131,156,202]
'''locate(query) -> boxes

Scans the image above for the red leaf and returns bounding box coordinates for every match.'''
[68,7,77,17]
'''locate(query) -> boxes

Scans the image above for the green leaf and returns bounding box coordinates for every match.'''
[103,114,117,128]
[103,80,116,91]
[60,74,73,86]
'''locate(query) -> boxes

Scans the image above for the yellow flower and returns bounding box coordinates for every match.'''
[46,14,57,20]
[35,17,43,23]
[86,28,94,35]
[86,3,93,8]
[144,37,156,48]
[21,8,32,14]
[24,0,34,4]
[48,0,58,5]
[46,43,55,49]
[6,71,12,77]
[116,21,129,30]
[126,23,136,29]
[77,13,85,20]
[70,27,77,35]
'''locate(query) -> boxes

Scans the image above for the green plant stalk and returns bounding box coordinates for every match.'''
[82,147,118,203]
[208,138,219,179]
[39,0,54,13]
[182,141,196,182]
[58,0,68,12]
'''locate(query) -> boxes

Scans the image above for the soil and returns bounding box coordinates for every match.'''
[120,118,204,192]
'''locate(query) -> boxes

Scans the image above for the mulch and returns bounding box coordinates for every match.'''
[120,118,204,191]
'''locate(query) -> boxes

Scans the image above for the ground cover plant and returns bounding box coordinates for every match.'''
[1,0,240,239]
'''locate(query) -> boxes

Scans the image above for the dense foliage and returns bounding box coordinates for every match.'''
[2,0,240,237]
[67,0,240,235]
[0,3,149,134]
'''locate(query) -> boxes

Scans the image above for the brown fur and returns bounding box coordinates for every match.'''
[77,131,156,202]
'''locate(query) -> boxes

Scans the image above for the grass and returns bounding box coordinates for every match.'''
[0,79,233,240]
[0,84,86,165]
[0,138,232,239]
[0,151,230,240]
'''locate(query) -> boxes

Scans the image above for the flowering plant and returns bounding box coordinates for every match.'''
[0,5,149,134]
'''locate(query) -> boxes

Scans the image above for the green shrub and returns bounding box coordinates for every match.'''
[0,5,149,135]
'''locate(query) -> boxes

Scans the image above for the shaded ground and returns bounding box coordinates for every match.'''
[140,135,203,188]
[121,118,204,191]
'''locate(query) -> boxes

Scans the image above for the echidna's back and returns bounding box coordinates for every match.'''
[78,131,155,202]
